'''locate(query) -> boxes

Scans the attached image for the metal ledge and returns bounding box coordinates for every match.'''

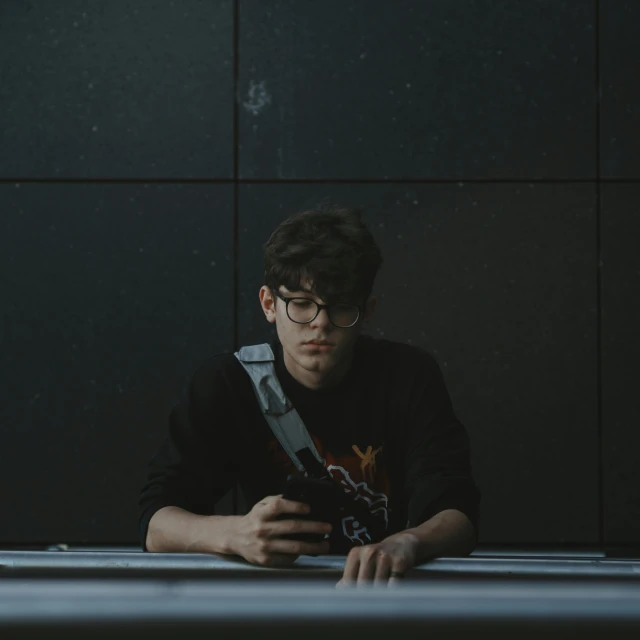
[1,551,640,579]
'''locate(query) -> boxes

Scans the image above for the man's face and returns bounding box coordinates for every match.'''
[259,282,376,383]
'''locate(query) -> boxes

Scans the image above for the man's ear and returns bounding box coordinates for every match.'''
[363,295,377,322]
[259,286,277,324]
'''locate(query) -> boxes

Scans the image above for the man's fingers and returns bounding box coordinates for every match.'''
[387,562,408,586]
[356,548,378,583]
[275,497,311,515]
[256,494,283,508]
[267,518,332,538]
[266,537,330,556]
[341,549,361,584]
[259,496,311,518]
[373,553,393,585]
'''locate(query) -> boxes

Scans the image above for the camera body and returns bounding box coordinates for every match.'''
[277,472,387,552]
[274,447,387,551]
[277,475,345,544]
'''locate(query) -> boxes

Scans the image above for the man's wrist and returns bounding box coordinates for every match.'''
[382,528,420,547]
[191,514,243,556]
[400,527,435,563]
[402,509,476,563]
[146,507,246,556]
[214,515,243,555]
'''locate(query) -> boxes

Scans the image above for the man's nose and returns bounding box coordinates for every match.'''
[310,307,332,329]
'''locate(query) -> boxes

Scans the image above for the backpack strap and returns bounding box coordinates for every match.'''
[235,343,323,473]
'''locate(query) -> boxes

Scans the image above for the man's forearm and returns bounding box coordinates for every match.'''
[396,509,476,564]
[146,506,242,554]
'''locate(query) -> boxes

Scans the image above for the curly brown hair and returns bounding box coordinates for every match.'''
[263,203,383,304]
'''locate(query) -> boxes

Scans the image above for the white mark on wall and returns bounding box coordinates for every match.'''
[243,80,272,116]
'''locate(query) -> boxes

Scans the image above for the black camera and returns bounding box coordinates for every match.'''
[277,475,343,544]
[275,448,386,551]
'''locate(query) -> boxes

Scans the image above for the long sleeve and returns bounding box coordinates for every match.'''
[403,355,481,532]
[138,358,239,549]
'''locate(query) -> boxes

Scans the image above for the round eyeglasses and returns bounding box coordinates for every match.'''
[274,292,361,328]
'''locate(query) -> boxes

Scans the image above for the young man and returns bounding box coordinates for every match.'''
[140,205,480,585]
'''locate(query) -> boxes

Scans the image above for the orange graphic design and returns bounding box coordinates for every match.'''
[351,444,383,484]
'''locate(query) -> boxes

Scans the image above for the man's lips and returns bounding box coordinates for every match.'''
[303,340,334,346]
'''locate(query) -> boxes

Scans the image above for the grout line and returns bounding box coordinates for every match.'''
[231,0,241,517]
[232,0,240,355]
[3,177,640,185]
[1,178,235,184]
[595,0,604,549]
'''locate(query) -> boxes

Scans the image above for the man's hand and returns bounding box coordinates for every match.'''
[337,530,420,587]
[228,495,332,567]
[336,509,476,586]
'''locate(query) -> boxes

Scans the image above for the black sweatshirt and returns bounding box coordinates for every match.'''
[139,335,480,551]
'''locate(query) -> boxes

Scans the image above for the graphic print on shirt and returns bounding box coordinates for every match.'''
[352,444,383,484]
[267,435,390,548]
[325,460,388,545]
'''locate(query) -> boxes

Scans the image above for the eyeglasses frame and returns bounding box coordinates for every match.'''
[272,290,364,328]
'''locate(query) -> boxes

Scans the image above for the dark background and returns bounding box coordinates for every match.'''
[0,1,638,547]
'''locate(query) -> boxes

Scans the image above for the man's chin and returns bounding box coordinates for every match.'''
[298,350,335,371]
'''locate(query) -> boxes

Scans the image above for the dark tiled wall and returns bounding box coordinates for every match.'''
[0,1,637,546]
[238,0,595,180]
[0,2,234,179]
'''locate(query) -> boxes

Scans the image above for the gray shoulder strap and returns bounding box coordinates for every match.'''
[235,344,322,473]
